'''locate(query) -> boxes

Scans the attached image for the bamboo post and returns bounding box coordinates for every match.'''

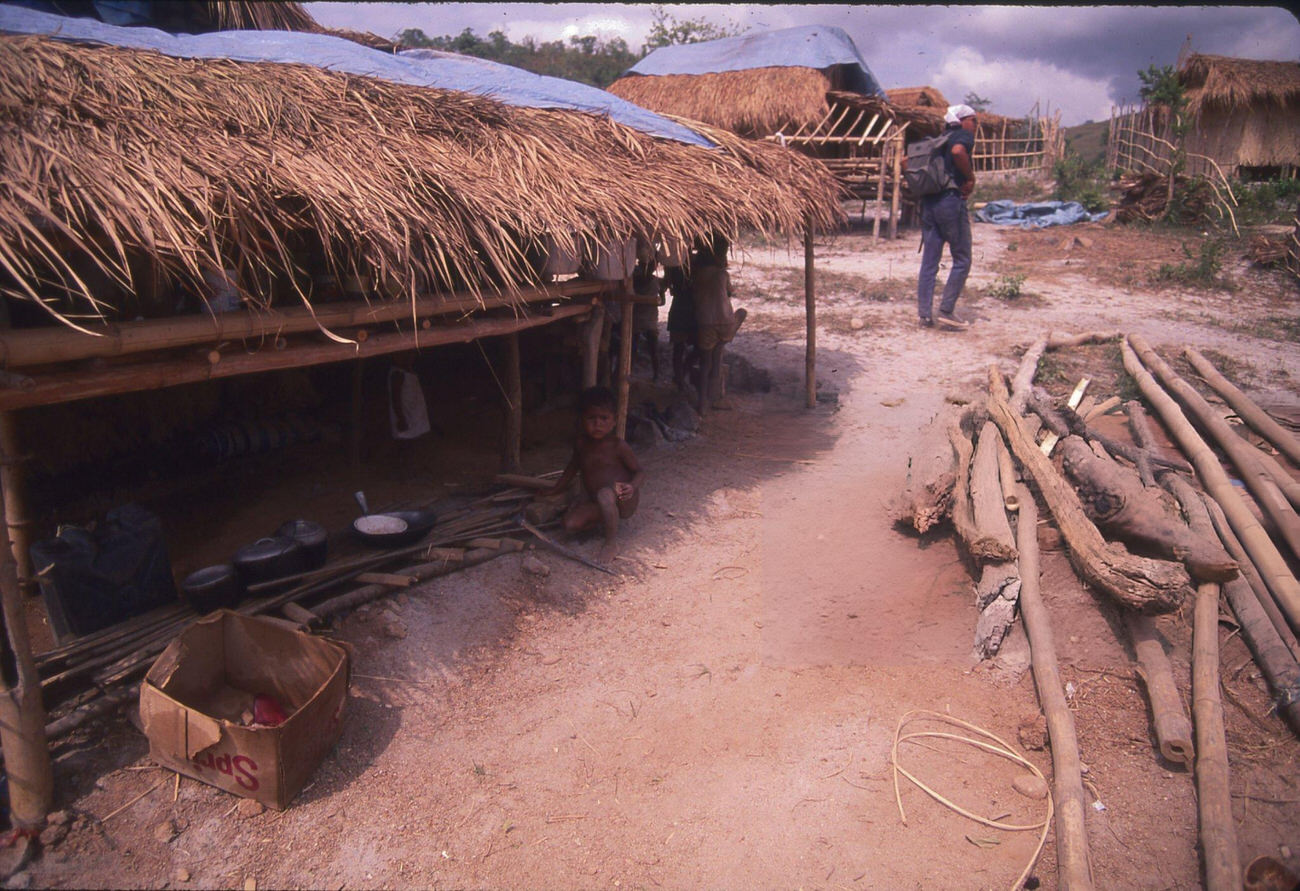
[616,297,633,440]
[1184,347,1300,467]
[889,134,904,240]
[873,147,887,240]
[1121,337,1300,631]
[1015,484,1095,890]
[804,217,816,409]
[500,332,521,474]
[349,359,364,471]
[0,412,33,593]
[581,301,604,389]
[1192,580,1243,890]
[0,480,53,829]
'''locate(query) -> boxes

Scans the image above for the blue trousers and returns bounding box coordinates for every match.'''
[916,192,972,320]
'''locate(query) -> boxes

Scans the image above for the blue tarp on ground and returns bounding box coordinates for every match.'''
[974,200,1111,229]
[0,3,715,148]
[625,24,885,97]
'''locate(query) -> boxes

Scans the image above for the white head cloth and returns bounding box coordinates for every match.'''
[944,104,977,124]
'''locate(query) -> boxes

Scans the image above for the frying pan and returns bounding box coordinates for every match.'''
[352,491,437,548]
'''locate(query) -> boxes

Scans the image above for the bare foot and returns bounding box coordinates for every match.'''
[598,540,619,564]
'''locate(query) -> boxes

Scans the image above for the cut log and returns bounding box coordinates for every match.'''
[1248,441,1300,513]
[1083,395,1121,422]
[1045,331,1122,350]
[1130,335,1300,560]
[891,407,960,534]
[948,417,1017,564]
[995,432,1020,512]
[1185,347,1300,467]
[1124,613,1194,765]
[973,562,1022,659]
[1031,389,1191,474]
[988,367,1192,613]
[971,422,1018,559]
[1192,580,1242,891]
[1123,337,1300,630]
[1014,484,1096,890]
[1010,336,1049,413]
[1058,436,1237,582]
[1124,400,1159,486]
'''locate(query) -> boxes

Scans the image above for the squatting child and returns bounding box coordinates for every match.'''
[544,386,645,562]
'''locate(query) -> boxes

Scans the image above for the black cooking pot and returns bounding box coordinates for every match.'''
[352,508,438,548]
[232,536,305,586]
[181,563,244,614]
[276,520,328,570]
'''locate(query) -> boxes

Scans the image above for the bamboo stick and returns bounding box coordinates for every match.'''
[0,304,592,412]
[0,280,611,370]
[889,134,904,240]
[1192,580,1242,890]
[873,144,887,240]
[1122,336,1300,633]
[1128,335,1300,560]
[0,413,33,591]
[1015,484,1095,890]
[1125,613,1194,765]
[1250,444,1300,513]
[994,430,1020,512]
[804,217,816,409]
[0,477,53,827]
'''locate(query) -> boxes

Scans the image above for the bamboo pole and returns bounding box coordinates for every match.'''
[0,304,592,413]
[1015,484,1095,890]
[873,146,887,240]
[1129,335,1300,560]
[1184,348,1300,467]
[0,481,53,828]
[0,412,33,593]
[889,134,904,240]
[501,332,522,474]
[0,280,611,371]
[805,217,816,409]
[1192,580,1242,890]
[1121,337,1300,632]
[616,297,633,440]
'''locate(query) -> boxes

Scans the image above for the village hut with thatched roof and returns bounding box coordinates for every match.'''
[1178,53,1300,177]
[885,85,949,110]
[0,2,847,827]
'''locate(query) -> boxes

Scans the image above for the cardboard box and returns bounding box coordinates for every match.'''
[139,610,350,810]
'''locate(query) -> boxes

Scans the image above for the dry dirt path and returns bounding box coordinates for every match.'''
[22,222,1300,890]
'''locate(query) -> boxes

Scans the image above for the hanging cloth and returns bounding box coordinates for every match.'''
[388,367,431,439]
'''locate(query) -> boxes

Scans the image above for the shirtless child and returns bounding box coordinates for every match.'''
[544,386,644,562]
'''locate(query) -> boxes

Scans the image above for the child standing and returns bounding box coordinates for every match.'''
[544,386,645,562]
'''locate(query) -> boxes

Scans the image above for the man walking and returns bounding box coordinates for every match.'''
[917,104,978,330]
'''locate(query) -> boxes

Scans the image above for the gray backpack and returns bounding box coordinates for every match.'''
[902,133,954,197]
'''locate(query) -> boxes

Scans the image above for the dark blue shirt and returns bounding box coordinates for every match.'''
[943,124,976,190]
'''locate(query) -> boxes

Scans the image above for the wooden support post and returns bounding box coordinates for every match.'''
[889,135,904,240]
[349,359,364,472]
[872,147,887,240]
[804,218,816,409]
[500,332,522,474]
[0,481,53,829]
[580,301,604,389]
[1016,485,1095,890]
[0,412,33,593]
[616,297,633,441]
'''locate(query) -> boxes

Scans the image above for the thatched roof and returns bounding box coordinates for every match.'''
[608,67,832,138]
[0,35,843,328]
[886,86,949,109]
[201,1,319,32]
[1180,54,1300,116]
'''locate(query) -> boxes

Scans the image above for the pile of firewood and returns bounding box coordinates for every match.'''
[1113,172,1216,224]
[893,330,1300,890]
[1246,234,1288,268]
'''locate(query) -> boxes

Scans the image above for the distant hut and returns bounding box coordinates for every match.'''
[1179,54,1300,178]
[886,85,949,110]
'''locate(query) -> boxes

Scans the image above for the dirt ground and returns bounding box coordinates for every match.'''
[12,212,1300,890]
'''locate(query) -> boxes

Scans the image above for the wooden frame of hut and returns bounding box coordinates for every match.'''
[1109,54,1300,180]
[0,26,843,828]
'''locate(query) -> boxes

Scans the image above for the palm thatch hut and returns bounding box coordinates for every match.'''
[886,85,949,110]
[0,6,849,825]
[1179,54,1300,177]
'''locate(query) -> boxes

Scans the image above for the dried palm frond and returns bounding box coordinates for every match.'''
[202,1,320,33]
[0,36,843,328]
[608,67,832,138]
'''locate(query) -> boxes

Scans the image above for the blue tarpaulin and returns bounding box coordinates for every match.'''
[0,3,715,148]
[974,200,1111,229]
[626,24,885,97]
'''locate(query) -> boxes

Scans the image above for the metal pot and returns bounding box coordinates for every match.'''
[351,492,437,548]
[276,520,328,570]
[232,536,305,586]
[181,563,244,613]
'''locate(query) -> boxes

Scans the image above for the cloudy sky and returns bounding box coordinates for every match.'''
[304,4,1299,126]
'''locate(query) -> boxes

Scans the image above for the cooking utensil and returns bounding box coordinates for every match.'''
[232,536,305,586]
[181,563,245,613]
[351,490,437,547]
[276,519,328,569]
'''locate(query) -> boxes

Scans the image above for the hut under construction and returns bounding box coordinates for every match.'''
[0,4,844,828]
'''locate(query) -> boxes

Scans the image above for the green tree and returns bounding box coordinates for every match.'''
[963,91,992,113]
[644,5,742,50]
[1137,64,1189,220]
